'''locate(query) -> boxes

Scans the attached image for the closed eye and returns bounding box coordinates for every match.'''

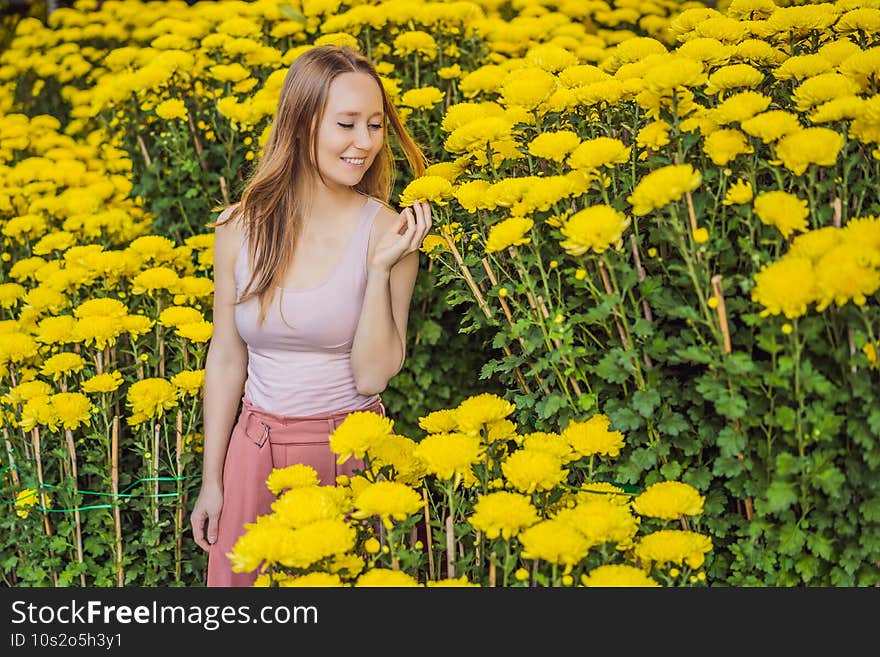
[338,122,383,130]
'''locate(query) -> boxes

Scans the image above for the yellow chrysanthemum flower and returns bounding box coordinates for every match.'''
[527,130,581,162]
[567,137,631,171]
[632,481,706,519]
[559,205,630,255]
[399,86,444,111]
[814,243,880,311]
[723,179,753,205]
[627,164,702,216]
[556,497,640,549]
[485,217,533,254]
[351,481,423,530]
[158,305,204,328]
[426,576,480,587]
[399,175,453,207]
[501,448,567,494]
[418,408,459,434]
[753,191,809,239]
[40,352,85,380]
[329,411,394,465]
[50,392,92,431]
[170,369,205,398]
[635,529,713,570]
[125,378,178,427]
[413,432,483,483]
[155,99,188,121]
[581,564,660,587]
[562,414,625,458]
[773,127,845,176]
[354,568,420,587]
[270,485,348,529]
[456,393,516,434]
[519,518,591,566]
[703,129,753,166]
[469,491,539,539]
[751,255,818,319]
[266,464,320,495]
[175,321,213,343]
[81,371,124,394]
[741,110,802,144]
[277,572,344,587]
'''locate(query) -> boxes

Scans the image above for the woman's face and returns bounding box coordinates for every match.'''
[312,71,385,192]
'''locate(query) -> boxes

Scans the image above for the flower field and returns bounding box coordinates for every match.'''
[1,0,879,587]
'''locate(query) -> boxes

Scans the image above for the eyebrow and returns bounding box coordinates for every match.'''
[336,111,384,117]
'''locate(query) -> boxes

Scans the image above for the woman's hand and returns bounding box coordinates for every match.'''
[190,482,223,552]
[369,200,433,274]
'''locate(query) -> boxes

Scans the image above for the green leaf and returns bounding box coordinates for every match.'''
[419,319,442,345]
[794,554,818,582]
[657,411,689,437]
[660,460,682,480]
[716,426,745,457]
[778,522,806,555]
[812,463,845,496]
[609,406,643,432]
[764,480,798,513]
[859,496,880,522]
[536,393,567,420]
[773,406,797,431]
[806,533,834,560]
[594,349,630,384]
[629,446,658,471]
[715,389,748,419]
[632,388,661,418]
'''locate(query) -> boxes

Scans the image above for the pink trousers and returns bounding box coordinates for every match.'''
[206,394,385,587]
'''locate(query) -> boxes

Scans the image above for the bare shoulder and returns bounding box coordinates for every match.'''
[212,203,246,270]
[367,199,400,253]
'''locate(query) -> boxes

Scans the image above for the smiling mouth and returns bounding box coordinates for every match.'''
[341,157,366,165]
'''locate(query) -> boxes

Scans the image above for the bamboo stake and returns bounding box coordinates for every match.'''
[441,231,493,320]
[186,109,207,170]
[629,233,654,369]
[832,197,842,228]
[175,409,184,584]
[3,426,19,486]
[218,175,230,205]
[489,551,496,587]
[64,427,86,586]
[136,134,153,168]
[422,487,435,581]
[445,513,455,579]
[153,421,160,532]
[712,278,753,520]
[597,259,631,352]
[31,427,58,587]
[112,415,123,586]
[711,275,732,354]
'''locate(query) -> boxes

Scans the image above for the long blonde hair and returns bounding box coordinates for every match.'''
[210,45,427,327]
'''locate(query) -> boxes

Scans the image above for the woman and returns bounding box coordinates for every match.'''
[189,45,432,587]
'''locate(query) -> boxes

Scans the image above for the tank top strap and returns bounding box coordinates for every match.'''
[355,198,383,275]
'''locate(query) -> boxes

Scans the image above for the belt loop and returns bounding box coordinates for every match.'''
[256,421,270,448]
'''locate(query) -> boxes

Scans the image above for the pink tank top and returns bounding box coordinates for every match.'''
[233,196,383,416]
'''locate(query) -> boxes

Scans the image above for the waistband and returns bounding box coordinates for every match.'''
[239,394,385,447]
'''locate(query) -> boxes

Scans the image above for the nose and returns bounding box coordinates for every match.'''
[353,125,375,150]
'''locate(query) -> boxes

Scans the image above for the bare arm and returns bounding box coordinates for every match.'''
[191,206,248,550]
[350,202,430,395]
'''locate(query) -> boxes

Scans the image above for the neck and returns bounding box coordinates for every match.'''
[296,180,364,226]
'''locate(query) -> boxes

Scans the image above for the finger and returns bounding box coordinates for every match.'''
[396,208,411,235]
[207,512,219,547]
[191,511,208,551]
[405,206,416,235]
